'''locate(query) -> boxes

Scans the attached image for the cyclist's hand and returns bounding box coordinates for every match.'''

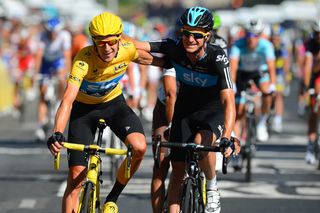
[47,132,65,156]
[219,137,234,157]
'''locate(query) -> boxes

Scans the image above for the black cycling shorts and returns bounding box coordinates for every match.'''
[67,94,145,167]
[169,106,224,162]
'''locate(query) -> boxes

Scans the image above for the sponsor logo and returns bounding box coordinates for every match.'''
[69,74,81,83]
[125,126,131,131]
[182,73,208,86]
[216,55,229,65]
[114,62,127,73]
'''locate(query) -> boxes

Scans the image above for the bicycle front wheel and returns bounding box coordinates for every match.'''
[180,178,194,213]
[79,181,94,213]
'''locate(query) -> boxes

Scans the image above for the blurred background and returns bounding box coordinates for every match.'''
[1,0,320,113]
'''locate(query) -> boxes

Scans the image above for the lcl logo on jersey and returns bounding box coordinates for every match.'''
[114,62,127,73]
[216,55,229,65]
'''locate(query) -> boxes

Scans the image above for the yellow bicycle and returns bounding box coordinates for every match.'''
[54,119,132,213]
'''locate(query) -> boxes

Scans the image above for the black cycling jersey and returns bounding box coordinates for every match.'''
[150,38,232,111]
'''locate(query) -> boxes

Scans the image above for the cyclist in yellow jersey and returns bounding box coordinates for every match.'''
[46,12,160,213]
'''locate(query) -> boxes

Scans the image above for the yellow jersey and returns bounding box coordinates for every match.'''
[68,40,138,104]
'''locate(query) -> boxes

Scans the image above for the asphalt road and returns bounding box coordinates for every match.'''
[0,79,319,213]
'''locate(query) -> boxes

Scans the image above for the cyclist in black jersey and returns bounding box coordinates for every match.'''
[124,6,236,213]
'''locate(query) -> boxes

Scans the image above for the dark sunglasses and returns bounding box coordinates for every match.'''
[182,29,208,39]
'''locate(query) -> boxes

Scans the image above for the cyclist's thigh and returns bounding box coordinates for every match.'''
[152,98,167,137]
[235,71,251,105]
[191,109,224,144]
[169,112,193,162]
[106,95,145,143]
[256,71,270,94]
[67,101,99,167]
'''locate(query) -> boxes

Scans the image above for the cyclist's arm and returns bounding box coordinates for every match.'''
[63,49,72,76]
[267,59,276,85]
[133,49,165,67]
[122,34,151,51]
[220,89,236,139]
[34,47,43,76]
[53,83,79,133]
[229,57,239,83]
[304,52,313,88]
[216,49,236,140]
[229,44,240,83]
[163,75,177,124]
[265,42,276,85]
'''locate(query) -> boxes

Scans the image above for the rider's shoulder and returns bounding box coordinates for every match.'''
[74,46,95,60]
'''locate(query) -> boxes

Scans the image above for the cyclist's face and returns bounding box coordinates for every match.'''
[181,26,209,54]
[271,35,281,47]
[245,32,260,50]
[93,35,120,62]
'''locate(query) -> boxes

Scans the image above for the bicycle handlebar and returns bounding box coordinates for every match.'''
[54,142,132,179]
[154,137,233,174]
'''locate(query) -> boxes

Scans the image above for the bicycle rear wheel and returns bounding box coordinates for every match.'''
[180,178,194,213]
[245,116,255,182]
[79,181,94,213]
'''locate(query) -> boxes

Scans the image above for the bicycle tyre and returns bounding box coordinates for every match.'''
[180,178,194,213]
[245,117,254,182]
[79,181,94,213]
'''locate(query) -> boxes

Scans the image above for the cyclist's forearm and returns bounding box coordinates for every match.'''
[164,76,177,124]
[53,101,72,133]
[267,60,276,85]
[229,58,238,83]
[304,55,313,87]
[220,89,236,139]
[122,34,151,51]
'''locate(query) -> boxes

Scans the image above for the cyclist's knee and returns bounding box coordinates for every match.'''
[67,166,86,189]
[126,133,147,159]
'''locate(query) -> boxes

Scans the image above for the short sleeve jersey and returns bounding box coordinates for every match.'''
[150,38,233,110]
[68,39,138,104]
[229,37,275,72]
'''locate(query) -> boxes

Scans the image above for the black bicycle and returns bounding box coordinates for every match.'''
[154,135,234,213]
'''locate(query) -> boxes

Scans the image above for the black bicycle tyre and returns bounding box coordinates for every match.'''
[181,178,194,213]
[79,181,94,213]
[245,116,253,182]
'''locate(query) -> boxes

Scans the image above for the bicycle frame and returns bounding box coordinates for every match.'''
[154,135,231,213]
[241,83,260,182]
[54,119,132,213]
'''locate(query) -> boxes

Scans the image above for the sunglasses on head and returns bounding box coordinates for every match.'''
[182,29,208,39]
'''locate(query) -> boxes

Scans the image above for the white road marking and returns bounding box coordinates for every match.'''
[19,199,36,208]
